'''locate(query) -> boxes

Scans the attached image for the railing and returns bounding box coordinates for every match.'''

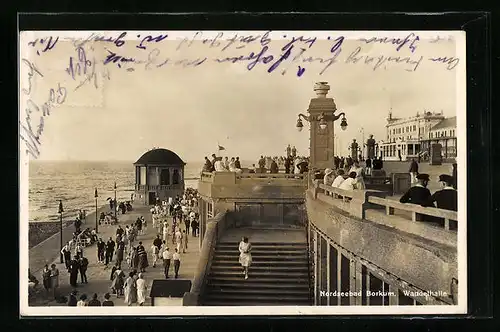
[367,196,458,231]
[314,181,457,233]
[182,211,234,306]
[236,173,306,180]
[136,184,183,191]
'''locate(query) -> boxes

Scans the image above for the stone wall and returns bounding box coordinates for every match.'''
[306,190,457,294]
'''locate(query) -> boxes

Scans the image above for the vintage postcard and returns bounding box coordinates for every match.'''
[19,30,466,316]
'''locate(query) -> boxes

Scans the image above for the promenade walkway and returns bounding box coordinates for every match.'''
[29,204,200,307]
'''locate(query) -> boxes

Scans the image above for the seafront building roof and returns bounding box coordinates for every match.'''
[430,116,457,130]
[134,148,186,166]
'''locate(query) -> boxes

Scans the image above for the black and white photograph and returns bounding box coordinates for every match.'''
[19,30,466,315]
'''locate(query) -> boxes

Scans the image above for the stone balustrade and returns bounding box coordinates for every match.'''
[183,211,234,306]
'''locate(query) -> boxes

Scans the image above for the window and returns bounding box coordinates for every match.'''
[413,125,416,131]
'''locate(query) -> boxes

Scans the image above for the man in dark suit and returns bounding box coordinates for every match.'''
[399,173,433,207]
[428,174,458,211]
[409,158,419,185]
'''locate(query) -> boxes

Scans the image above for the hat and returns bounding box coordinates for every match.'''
[325,168,334,176]
[71,290,78,295]
[439,174,454,184]
[416,173,430,181]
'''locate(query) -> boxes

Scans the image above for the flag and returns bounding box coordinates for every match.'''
[218,145,225,151]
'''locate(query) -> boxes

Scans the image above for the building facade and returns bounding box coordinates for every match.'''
[380,111,456,161]
[421,116,457,162]
[134,148,186,205]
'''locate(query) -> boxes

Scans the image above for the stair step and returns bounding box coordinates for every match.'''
[214,254,308,260]
[217,243,307,248]
[207,282,310,290]
[208,276,310,284]
[214,250,308,256]
[211,265,308,272]
[205,287,310,296]
[203,294,310,302]
[212,260,309,267]
[210,271,308,279]
[202,300,312,306]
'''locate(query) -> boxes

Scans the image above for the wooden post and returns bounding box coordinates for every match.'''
[386,206,394,215]
[444,218,450,230]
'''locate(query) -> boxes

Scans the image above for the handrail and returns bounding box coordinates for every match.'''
[368,196,457,230]
[182,211,229,306]
[237,173,306,179]
[315,182,457,231]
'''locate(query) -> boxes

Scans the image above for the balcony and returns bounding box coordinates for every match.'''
[136,184,183,191]
[198,171,308,201]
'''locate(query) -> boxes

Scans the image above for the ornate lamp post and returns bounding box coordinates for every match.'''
[295,82,349,171]
[58,200,64,264]
[94,188,99,233]
[114,182,117,222]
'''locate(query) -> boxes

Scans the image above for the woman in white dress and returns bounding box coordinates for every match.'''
[349,161,366,190]
[136,273,147,306]
[238,237,252,280]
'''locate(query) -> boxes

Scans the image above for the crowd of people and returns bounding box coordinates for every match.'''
[30,188,200,307]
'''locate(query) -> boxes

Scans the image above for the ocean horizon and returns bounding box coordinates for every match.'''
[26,159,257,223]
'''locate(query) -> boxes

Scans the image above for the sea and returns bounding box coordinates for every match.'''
[28,161,204,223]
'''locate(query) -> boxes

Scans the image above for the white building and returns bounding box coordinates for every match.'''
[421,116,457,162]
[380,110,453,161]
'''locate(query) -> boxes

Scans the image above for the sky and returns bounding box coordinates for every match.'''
[19,31,462,163]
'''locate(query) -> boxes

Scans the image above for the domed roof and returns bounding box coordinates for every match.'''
[134,148,185,166]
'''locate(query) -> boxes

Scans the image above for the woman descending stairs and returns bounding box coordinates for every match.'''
[202,241,312,306]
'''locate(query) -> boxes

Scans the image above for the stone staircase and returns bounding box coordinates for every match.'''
[202,241,312,306]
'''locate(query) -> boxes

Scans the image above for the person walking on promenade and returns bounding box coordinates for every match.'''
[175,228,182,252]
[191,216,198,237]
[102,293,114,306]
[409,158,419,185]
[239,237,252,280]
[42,264,52,297]
[67,290,78,306]
[135,217,143,236]
[74,241,84,258]
[97,238,105,264]
[162,220,169,242]
[79,255,89,284]
[184,214,191,236]
[124,271,137,306]
[61,242,72,271]
[365,157,372,176]
[136,242,149,273]
[181,230,188,253]
[141,216,147,234]
[153,234,162,251]
[173,248,181,279]
[162,247,172,278]
[130,247,139,270]
[116,238,125,268]
[150,242,160,268]
[69,256,80,287]
[87,293,101,306]
[105,237,115,266]
[110,263,125,297]
[50,263,59,300]
[136,273,147,306]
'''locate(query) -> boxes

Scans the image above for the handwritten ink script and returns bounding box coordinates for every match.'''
[20,59,67,159]
[20,31,462,158]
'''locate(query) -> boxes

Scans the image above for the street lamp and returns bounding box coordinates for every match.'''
[94,188,99,233]
[296,111,348,132]
[58,200,64,264]
[114,182,117,222]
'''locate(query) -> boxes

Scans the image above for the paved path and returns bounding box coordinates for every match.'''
[29,204,200,307]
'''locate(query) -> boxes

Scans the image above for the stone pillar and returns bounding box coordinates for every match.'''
[308,82,337,170]
[365,271,371,305]
[355,261,363,305]
[313,231,318,305]
[337,249,342,305]
[349,259,356,305]
[389,284,399,305]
